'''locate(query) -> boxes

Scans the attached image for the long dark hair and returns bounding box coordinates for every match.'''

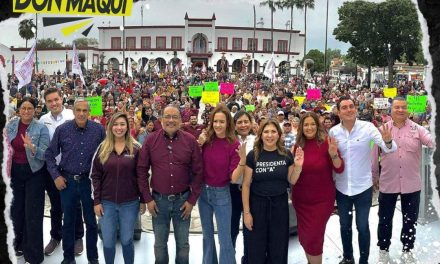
[253,119,287,162]
[295,112,326,148]
[205,104,236,144]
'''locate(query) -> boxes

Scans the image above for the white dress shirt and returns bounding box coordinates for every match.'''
[329,119,397,196]
[39,107,75,164]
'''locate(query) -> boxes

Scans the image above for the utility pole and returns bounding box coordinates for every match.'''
[122,16,125,73]
[324,0,329,78]
[35,13,38,72]
[252,4,256,74]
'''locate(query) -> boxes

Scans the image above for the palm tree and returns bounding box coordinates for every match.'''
[18,19,35,48]
[278,0,302,63]
[296,0,315,58]
[260,0,278,53]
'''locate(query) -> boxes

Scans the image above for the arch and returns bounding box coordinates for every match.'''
[138,57,148,69]
[192,33,208,53]
[124,57,135,72]
[107,58,119,71]
[216,59,229,73]
[247,59,260,73]
[156,57,166,70]
[232,59,242,73]
[169,57,182,70]
[278,61,289,75]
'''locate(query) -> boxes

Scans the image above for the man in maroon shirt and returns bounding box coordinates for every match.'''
[181,113,205,139]
[137,105,203,264]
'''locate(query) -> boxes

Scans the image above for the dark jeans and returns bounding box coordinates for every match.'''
[247,192,289,264]
[230,184,248,264]
[336,187,373,264]
[11,163,45,264]
[60,175,98,262]
[43,167,84,241]
[377,191,421,252]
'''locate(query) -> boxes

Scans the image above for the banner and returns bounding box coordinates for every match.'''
[85,96,103,116]
[374,98,390,109]
[220,83,234,95]
[13,0,133,16]
[201,91,220,106]
[71,43,85,86]
[189,86,203,97]
[244,105,256,112]
[15,41,36,89]
[204,81,219,92]
[127,58,133,78]
[383,88,397,98]
[306,89,321,100]
[407,95,427,113]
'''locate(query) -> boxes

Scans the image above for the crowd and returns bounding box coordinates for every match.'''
[4,68,433,264]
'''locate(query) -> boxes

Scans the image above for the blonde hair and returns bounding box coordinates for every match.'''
[98,112,140,164]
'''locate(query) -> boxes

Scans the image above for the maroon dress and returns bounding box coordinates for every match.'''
[292,138,344,255]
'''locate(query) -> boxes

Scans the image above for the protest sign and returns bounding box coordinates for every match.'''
[201,91,220,106]
[294,96,306,105]
[245,105,256,112]
[383,88,397,98]
[85,96,103,117]
[189,86,203,97]
[220,83,235,95]
[374,98,390,109]
[204,81,219,92]
[407,95,427,113]
[306,89,321,100]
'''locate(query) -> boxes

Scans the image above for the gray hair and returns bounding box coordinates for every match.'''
[391,96,406,106]
[73,97,91,111]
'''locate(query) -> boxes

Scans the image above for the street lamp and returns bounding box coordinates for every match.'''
[140,1,150,26]
[120,17,125,73]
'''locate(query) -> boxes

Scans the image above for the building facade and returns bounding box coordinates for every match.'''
[3,13,305,75]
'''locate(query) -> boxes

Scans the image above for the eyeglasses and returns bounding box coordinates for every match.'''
[20,107,35,112]
[163,115,181,120]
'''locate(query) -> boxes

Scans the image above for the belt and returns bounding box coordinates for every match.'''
[152,189,189,201]
[62,172,89,181]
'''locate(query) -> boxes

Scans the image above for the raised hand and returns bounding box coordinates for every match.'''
[328,136,339,156]
[236,141,247,163]
[294,147,304,167]
[21,132,33,149]
[379,123,392,143]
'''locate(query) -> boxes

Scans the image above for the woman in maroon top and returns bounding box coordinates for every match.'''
[292,112,344,264]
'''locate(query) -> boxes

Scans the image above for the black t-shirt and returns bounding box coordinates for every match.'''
[246,149,293,197]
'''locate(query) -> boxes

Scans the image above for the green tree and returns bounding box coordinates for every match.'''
[73,37,99,48]
[37,38,63,49]
[303,49,324,74]
[334,0,422,87]
[18,19,35,48]
[325,48,342,69]
[260,0,278,52]
[295,0,315,58]
[277,0,302,63]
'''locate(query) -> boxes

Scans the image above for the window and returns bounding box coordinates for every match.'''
[232,38,242,50]
[193,34,207,53]
[126,37,136,50]
[171,37,182,50]
[278,40,288,52]
[248,38,257,51]
[111,37,121,49]
[156,37,166,49]
[141,37,151,49]
[218,37,228,51]
[263,39,272,52]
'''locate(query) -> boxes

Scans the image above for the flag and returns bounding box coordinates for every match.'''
[264,53,276,82]
[136,61,142,73]
[182,62,188,76]
[154,63,160,73]
[202,62,207,73]
[175,61,181,73]
[127,58,133,78]
[15,41,36,89]
[71,43,85,86]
